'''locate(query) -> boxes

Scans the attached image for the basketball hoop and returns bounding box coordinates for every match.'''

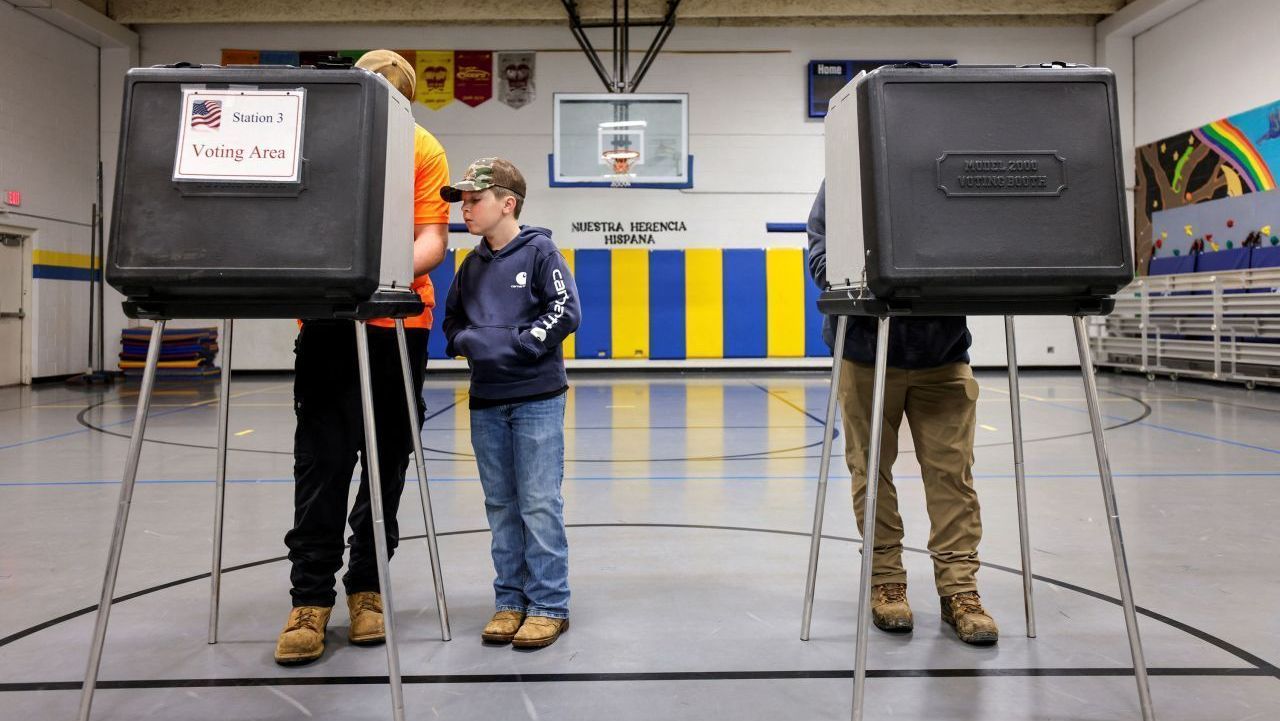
[603,149,640,187]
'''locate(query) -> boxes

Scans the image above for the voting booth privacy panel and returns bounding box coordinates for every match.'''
[107,64,416,319]
[84,64,447,721]
[824,63,1133,308]
[807,64,1156,721]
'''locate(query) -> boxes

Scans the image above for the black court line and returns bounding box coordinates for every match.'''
[749,383,1152,460]
[2,523,1276,685]
[1137,386,1280,416]
[71,386,1149,464]
[73,399,462,458]
[751,382,831,427]
[2,666,1275,693]
[74,398,832,464]
[775,389,1153,460]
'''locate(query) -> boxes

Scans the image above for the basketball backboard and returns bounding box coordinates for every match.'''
[552,93,690,188]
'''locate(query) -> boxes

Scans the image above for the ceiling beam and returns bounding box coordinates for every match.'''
[106,0,1130,25]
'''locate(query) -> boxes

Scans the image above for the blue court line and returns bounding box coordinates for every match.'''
[0,403,211,452]
[1023,395,1280,457]
[1126,420,1280,456]
[4,471,1279,488]
[0,427,96,451]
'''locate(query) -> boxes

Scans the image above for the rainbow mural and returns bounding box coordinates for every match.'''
[1135,98,1280,275]
[1195,119,1277,193]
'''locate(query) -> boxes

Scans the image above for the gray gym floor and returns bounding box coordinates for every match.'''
[1,370,1278,720]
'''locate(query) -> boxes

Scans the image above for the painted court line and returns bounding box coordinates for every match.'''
[980,384,1280,456]
[3,471,1279,488]
[0,383,291,452]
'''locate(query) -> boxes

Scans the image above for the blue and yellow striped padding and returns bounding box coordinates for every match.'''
[31,250,101,282]
[426,247,827,360]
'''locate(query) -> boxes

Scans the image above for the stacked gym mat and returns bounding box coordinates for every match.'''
[119,326,220,379]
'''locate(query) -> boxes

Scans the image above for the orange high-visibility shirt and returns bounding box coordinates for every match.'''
[369,124,451,330]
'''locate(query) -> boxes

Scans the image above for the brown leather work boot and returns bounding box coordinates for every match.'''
[512,616,569,649]
[870,583,913,632]
[482,610,527,644]
[274,605,332,665]
[347,592,385,645]
[941,591,999,645]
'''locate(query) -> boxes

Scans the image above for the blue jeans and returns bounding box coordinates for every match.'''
[470,393,570,618]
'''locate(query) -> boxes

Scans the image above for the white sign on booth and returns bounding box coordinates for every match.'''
[173,88,306,183]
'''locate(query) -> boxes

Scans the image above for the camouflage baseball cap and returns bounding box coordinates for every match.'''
[440,157,527,202]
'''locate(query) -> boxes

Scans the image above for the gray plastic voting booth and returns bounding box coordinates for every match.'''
[799,63,1154,721]
[82,63,449,721]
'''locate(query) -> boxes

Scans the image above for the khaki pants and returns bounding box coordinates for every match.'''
[838,360,982,597]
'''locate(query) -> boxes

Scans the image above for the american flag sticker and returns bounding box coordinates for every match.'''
[191,99,222,130]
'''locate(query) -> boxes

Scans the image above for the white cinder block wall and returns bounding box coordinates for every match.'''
[1134,0,1280,146]
[1,1,100,379]
[135,23,1097,370]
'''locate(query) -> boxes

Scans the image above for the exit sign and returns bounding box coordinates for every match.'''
[3,190,18,207]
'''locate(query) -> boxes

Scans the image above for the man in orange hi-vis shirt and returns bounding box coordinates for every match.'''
[275,50,451,665]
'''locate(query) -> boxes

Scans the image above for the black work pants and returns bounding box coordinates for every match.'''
[285,320,428,608]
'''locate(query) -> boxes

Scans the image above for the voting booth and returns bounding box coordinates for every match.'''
[108,64,418,319]
[821,62,1132,312]
[81,64,449,721]
[799,64,1155,721]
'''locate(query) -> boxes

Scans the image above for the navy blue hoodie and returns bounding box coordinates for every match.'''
[442,226,582,401]
[808,181,971,368]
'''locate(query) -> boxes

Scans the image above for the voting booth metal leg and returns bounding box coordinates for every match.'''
[1004,317,1037,639]
[354,321,407,721]
[208,318,233,644]
[850,317,891,721]
[78,321,166,721]
[1073,316,1156,721]
[393,319,452,642]
[801,314,850,641]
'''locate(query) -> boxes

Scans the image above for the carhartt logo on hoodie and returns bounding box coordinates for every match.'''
[512,272,528,289]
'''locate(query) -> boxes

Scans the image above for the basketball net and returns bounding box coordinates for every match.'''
[603,149,640,188]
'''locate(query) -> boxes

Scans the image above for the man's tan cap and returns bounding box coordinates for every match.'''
[355,50,415,101]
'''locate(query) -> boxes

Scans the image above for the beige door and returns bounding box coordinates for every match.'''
[0,234,25,386]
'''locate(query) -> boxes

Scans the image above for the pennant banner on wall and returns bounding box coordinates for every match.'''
[497,52,535,109]
[416,51,454,110]
[259,50,300,66]
[219,48,528,109]
[338,50,417,67]
[222,49,260,65]
[454,51,493,107]
[298,51,338,66]
[393,50,417,70]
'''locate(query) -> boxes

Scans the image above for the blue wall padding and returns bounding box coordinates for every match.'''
[722,249,768,358]
[803,249,827,357]
[648,250,687,360]
[427,249,456,359]
[573,249,613,358]
[1149,255,1197,275]
[1197,248,1252,273]
[1251,246,1280,269]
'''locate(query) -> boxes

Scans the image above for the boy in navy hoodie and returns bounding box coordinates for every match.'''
[441,158,581,648]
